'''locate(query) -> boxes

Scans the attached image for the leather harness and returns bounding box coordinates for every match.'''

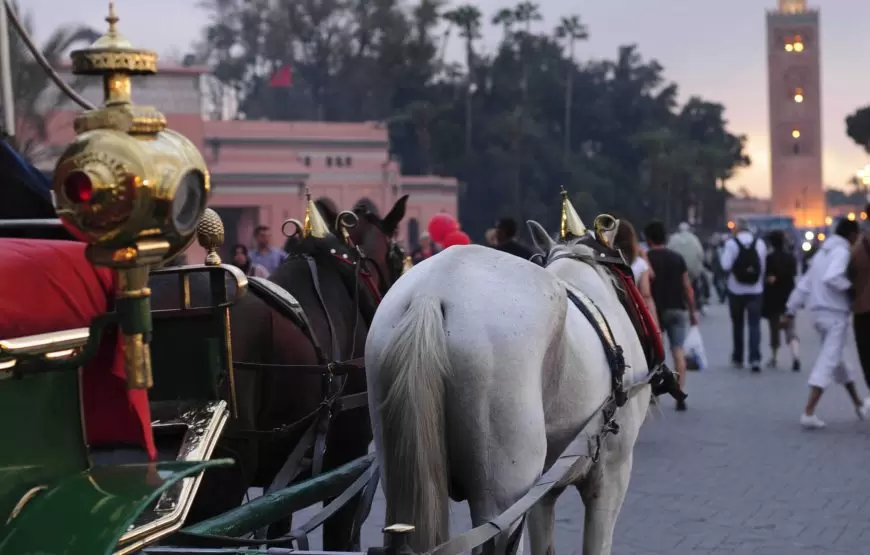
[226,238,397,542]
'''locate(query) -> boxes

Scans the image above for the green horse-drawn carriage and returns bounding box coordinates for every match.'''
[0,5,399,554]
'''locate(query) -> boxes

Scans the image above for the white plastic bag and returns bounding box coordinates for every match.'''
[684,325,707,371]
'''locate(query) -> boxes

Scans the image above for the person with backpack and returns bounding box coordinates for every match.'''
[719,218,767,372]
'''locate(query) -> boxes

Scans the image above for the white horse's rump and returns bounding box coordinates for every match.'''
[366,242,652,555]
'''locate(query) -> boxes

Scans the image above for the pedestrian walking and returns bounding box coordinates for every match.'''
[668,222,708,311]
[785,218,870,429]
[493,217,534,260]
[849,204,870,390]
[644,220,697,411]
[232,244,270,277]
[250,225,286,275]
[719,218,767,372]
[762,230,800,371]
[410,232,438,265]
[614,220,657,323]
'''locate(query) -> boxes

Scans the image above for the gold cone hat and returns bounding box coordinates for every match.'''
[302,189,333,239]
[560,188,586,240]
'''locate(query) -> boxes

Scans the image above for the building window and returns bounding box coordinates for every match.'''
[326,156,333,167]
[336,156,344,167]
[303,156,311,166]
[792,142,801,155]
[345,156,352,166]
[792,87,804,103]
[784,34,804,52]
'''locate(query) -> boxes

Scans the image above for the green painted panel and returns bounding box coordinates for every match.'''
[0,367,89,523]
[0,459,233,555]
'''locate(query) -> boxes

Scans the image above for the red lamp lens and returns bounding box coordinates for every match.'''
[64,171,93,203]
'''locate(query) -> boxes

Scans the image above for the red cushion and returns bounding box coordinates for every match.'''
[0,239,156,459]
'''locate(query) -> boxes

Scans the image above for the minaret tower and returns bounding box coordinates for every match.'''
[767,0,825,226]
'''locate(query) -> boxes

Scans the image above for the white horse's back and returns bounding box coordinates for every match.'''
[366,243,651,554]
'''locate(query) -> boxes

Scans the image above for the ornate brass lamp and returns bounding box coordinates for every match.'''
[52,2,210,389]
[560,188,587,240]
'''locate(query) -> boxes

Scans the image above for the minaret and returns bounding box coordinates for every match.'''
[767,0,825,226]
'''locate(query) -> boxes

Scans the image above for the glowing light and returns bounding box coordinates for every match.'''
[727,220,735,230]
[804,231,814,240]
[807,220,813,226]
[825,216,833,225]
[791,129,801,139]
[785,44,794,52]
[802,241,812,252]
[862,212,868,221]
[817,233,826,241]
[63,171,93,203]
[848,212,857,221]
[794,94,804,103]
[794,42,804,52]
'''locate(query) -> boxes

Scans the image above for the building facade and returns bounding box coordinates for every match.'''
[766,0,825,226]
[43,66,458,259]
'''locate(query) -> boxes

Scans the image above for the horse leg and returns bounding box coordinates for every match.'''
[320,408,372,551]
[576,453,634,555]
[463,409,546,555]
[527,491,560,555]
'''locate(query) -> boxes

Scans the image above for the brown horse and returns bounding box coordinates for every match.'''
[187,196,408,549]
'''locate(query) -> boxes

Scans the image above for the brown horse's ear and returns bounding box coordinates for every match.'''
[314,199,339,232]
[381,195,409,235]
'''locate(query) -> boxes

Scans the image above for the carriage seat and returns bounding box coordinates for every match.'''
[0,239,155,458]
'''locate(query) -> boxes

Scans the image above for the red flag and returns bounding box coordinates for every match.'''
[269,64,292,88]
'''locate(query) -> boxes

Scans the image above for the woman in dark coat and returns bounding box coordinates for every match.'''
[762,230,800,370]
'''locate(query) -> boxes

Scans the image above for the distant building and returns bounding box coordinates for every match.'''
[42,66,458,259]
[766,0,825,226]
[726,195,772,221]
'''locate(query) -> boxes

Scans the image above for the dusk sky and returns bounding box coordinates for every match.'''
[27,0,870,198]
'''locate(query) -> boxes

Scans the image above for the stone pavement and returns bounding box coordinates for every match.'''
[306,302,870,553]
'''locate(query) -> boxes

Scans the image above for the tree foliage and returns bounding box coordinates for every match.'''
[846,106,870,154]
[192,0,749,238]
[2,1,99,162]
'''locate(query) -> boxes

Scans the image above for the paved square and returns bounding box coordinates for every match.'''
[321,303,870,553]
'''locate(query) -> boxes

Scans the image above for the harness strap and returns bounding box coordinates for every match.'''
[304,254,341,360]
[565,288,628,406]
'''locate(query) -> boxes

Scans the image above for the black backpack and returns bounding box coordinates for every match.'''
[731,237,761,285]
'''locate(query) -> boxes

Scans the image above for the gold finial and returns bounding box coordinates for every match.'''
[106,1,119,34]
[402,256,413,275]
[69,1,164,134]
[560,188,586,240]
[302,188,333,239]
[197,208,225,265]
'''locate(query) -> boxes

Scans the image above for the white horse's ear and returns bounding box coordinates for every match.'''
[526,220,555,252]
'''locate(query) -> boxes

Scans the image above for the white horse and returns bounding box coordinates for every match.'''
[365,222,667,555]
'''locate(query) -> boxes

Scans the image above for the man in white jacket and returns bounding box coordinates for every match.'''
[785,218,870,429]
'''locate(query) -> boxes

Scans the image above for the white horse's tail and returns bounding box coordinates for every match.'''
[376,295,451,551]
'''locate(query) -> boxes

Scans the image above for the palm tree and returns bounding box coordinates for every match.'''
[491,8,517,43]
[442,5,481,154]
[555,15,588,162]
[3,2,99,163]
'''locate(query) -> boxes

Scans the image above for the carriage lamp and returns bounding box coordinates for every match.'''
[51,3,210,389]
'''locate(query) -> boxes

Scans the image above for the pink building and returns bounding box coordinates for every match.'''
[43,66,458,260]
